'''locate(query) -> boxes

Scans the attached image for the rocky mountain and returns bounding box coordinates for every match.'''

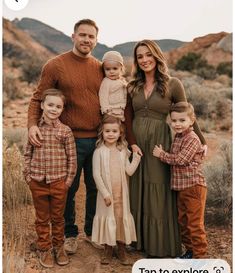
[3,18,53,61]
[12,18,185,59]
[165,32,232,68]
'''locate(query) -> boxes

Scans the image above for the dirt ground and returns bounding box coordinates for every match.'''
[23,174,232,273]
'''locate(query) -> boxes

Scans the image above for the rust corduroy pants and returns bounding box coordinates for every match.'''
[177,185,208,258]
[30,179,68,251]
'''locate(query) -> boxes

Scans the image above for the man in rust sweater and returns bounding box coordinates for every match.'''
[27,19,103,254]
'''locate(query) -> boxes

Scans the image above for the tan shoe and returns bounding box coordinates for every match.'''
[117,242,131,266]
[54,245,69,266]
[39,249,54,268]
[101,245,113,265]
[64,237,78,254]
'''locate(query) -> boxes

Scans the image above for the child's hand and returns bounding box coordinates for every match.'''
[104,197,112,207]
[131,144,143,156]
[153,144,163,158]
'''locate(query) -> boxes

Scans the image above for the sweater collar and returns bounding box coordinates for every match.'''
[69,50,93,62]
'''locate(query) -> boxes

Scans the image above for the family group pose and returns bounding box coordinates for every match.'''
[23,18,208,268]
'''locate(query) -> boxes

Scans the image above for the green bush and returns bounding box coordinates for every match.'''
[176,52,201,71]
[176,52,218,80]
[216,62,232,78]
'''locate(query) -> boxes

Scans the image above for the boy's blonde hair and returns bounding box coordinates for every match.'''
[96,115,128,150]
[41,89,66,105]
[170,102,196,121]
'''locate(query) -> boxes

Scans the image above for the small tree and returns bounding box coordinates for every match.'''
[175,52,201,71]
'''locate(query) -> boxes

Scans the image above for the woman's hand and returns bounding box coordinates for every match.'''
[131,144,143,156]
[104,197,112,207]
[153,144,163,158]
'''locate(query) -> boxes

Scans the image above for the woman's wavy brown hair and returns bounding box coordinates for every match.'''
[96,115,128,150]
[127,39,169,97]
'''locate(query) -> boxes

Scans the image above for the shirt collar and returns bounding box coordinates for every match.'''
[176,127,193,137]
[38,117,61,128]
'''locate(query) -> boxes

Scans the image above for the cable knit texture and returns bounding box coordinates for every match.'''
[28,51,103,138]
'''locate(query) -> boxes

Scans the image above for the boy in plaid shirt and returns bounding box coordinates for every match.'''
[24,89,77,268]
[153,102,207,259]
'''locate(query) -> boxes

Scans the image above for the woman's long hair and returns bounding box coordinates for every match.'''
[96,115,128,150]
[127,39,169,97]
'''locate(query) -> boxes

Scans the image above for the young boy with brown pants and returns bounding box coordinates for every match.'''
[24,89,77,268]
[153,102,207,258]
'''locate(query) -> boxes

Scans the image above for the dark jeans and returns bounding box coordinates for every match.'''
[64,138,97,238]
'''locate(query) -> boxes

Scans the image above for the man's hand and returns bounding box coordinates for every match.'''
[28,125,43,147]
[153,144,163,158]
[202,145,208,157]
[131,144,143,156]
[104,197,112,207]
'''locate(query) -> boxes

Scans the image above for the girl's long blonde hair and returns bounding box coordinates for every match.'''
[96,115,128,150]
[127,39,170,97]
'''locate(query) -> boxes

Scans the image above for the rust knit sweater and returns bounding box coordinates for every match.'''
[28,51,103,138]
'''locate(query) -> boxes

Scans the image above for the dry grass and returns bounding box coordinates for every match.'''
[3,140,32,273]
[203,140,232,226]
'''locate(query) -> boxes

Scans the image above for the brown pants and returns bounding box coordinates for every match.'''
[29,179,68,251]
[177,185,208,258]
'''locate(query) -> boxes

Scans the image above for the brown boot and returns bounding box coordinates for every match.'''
[117,242,131,265]
[101,244,113,265]
[54,245,69,266]
[39,248,54,268]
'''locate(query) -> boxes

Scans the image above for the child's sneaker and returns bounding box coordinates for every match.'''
[39,248,54,268]
[180,250,193,259]
[64,237,78,254]
[54,245,69,265]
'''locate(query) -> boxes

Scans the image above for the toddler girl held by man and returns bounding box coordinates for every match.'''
[99,51,127,121]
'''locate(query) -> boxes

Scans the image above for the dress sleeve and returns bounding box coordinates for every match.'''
[170,77,206,145]
[125,152,141,176]
[28,60,58,129]
[124,94,137,146]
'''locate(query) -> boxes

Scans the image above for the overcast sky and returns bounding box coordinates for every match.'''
[3,0,233,47]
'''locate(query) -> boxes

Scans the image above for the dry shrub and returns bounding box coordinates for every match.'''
[3,140,32,273]
[203,140,232,226]
[3,73,25,101]
[3,128,28,153]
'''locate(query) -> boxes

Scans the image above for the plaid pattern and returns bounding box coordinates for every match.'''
[159,128,206,190]
[24,118,77,186]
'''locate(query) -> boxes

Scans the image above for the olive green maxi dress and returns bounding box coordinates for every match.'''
[126,77,205,257]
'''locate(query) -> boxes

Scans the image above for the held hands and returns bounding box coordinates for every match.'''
[131,144,143,156]
[153,144,164,158]
[104,197,112,207]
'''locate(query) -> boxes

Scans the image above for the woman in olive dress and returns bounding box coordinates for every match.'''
[124,39,206,257]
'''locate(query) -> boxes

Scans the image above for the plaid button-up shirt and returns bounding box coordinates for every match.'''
[159,128,206,191]
[24,118,77,186]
